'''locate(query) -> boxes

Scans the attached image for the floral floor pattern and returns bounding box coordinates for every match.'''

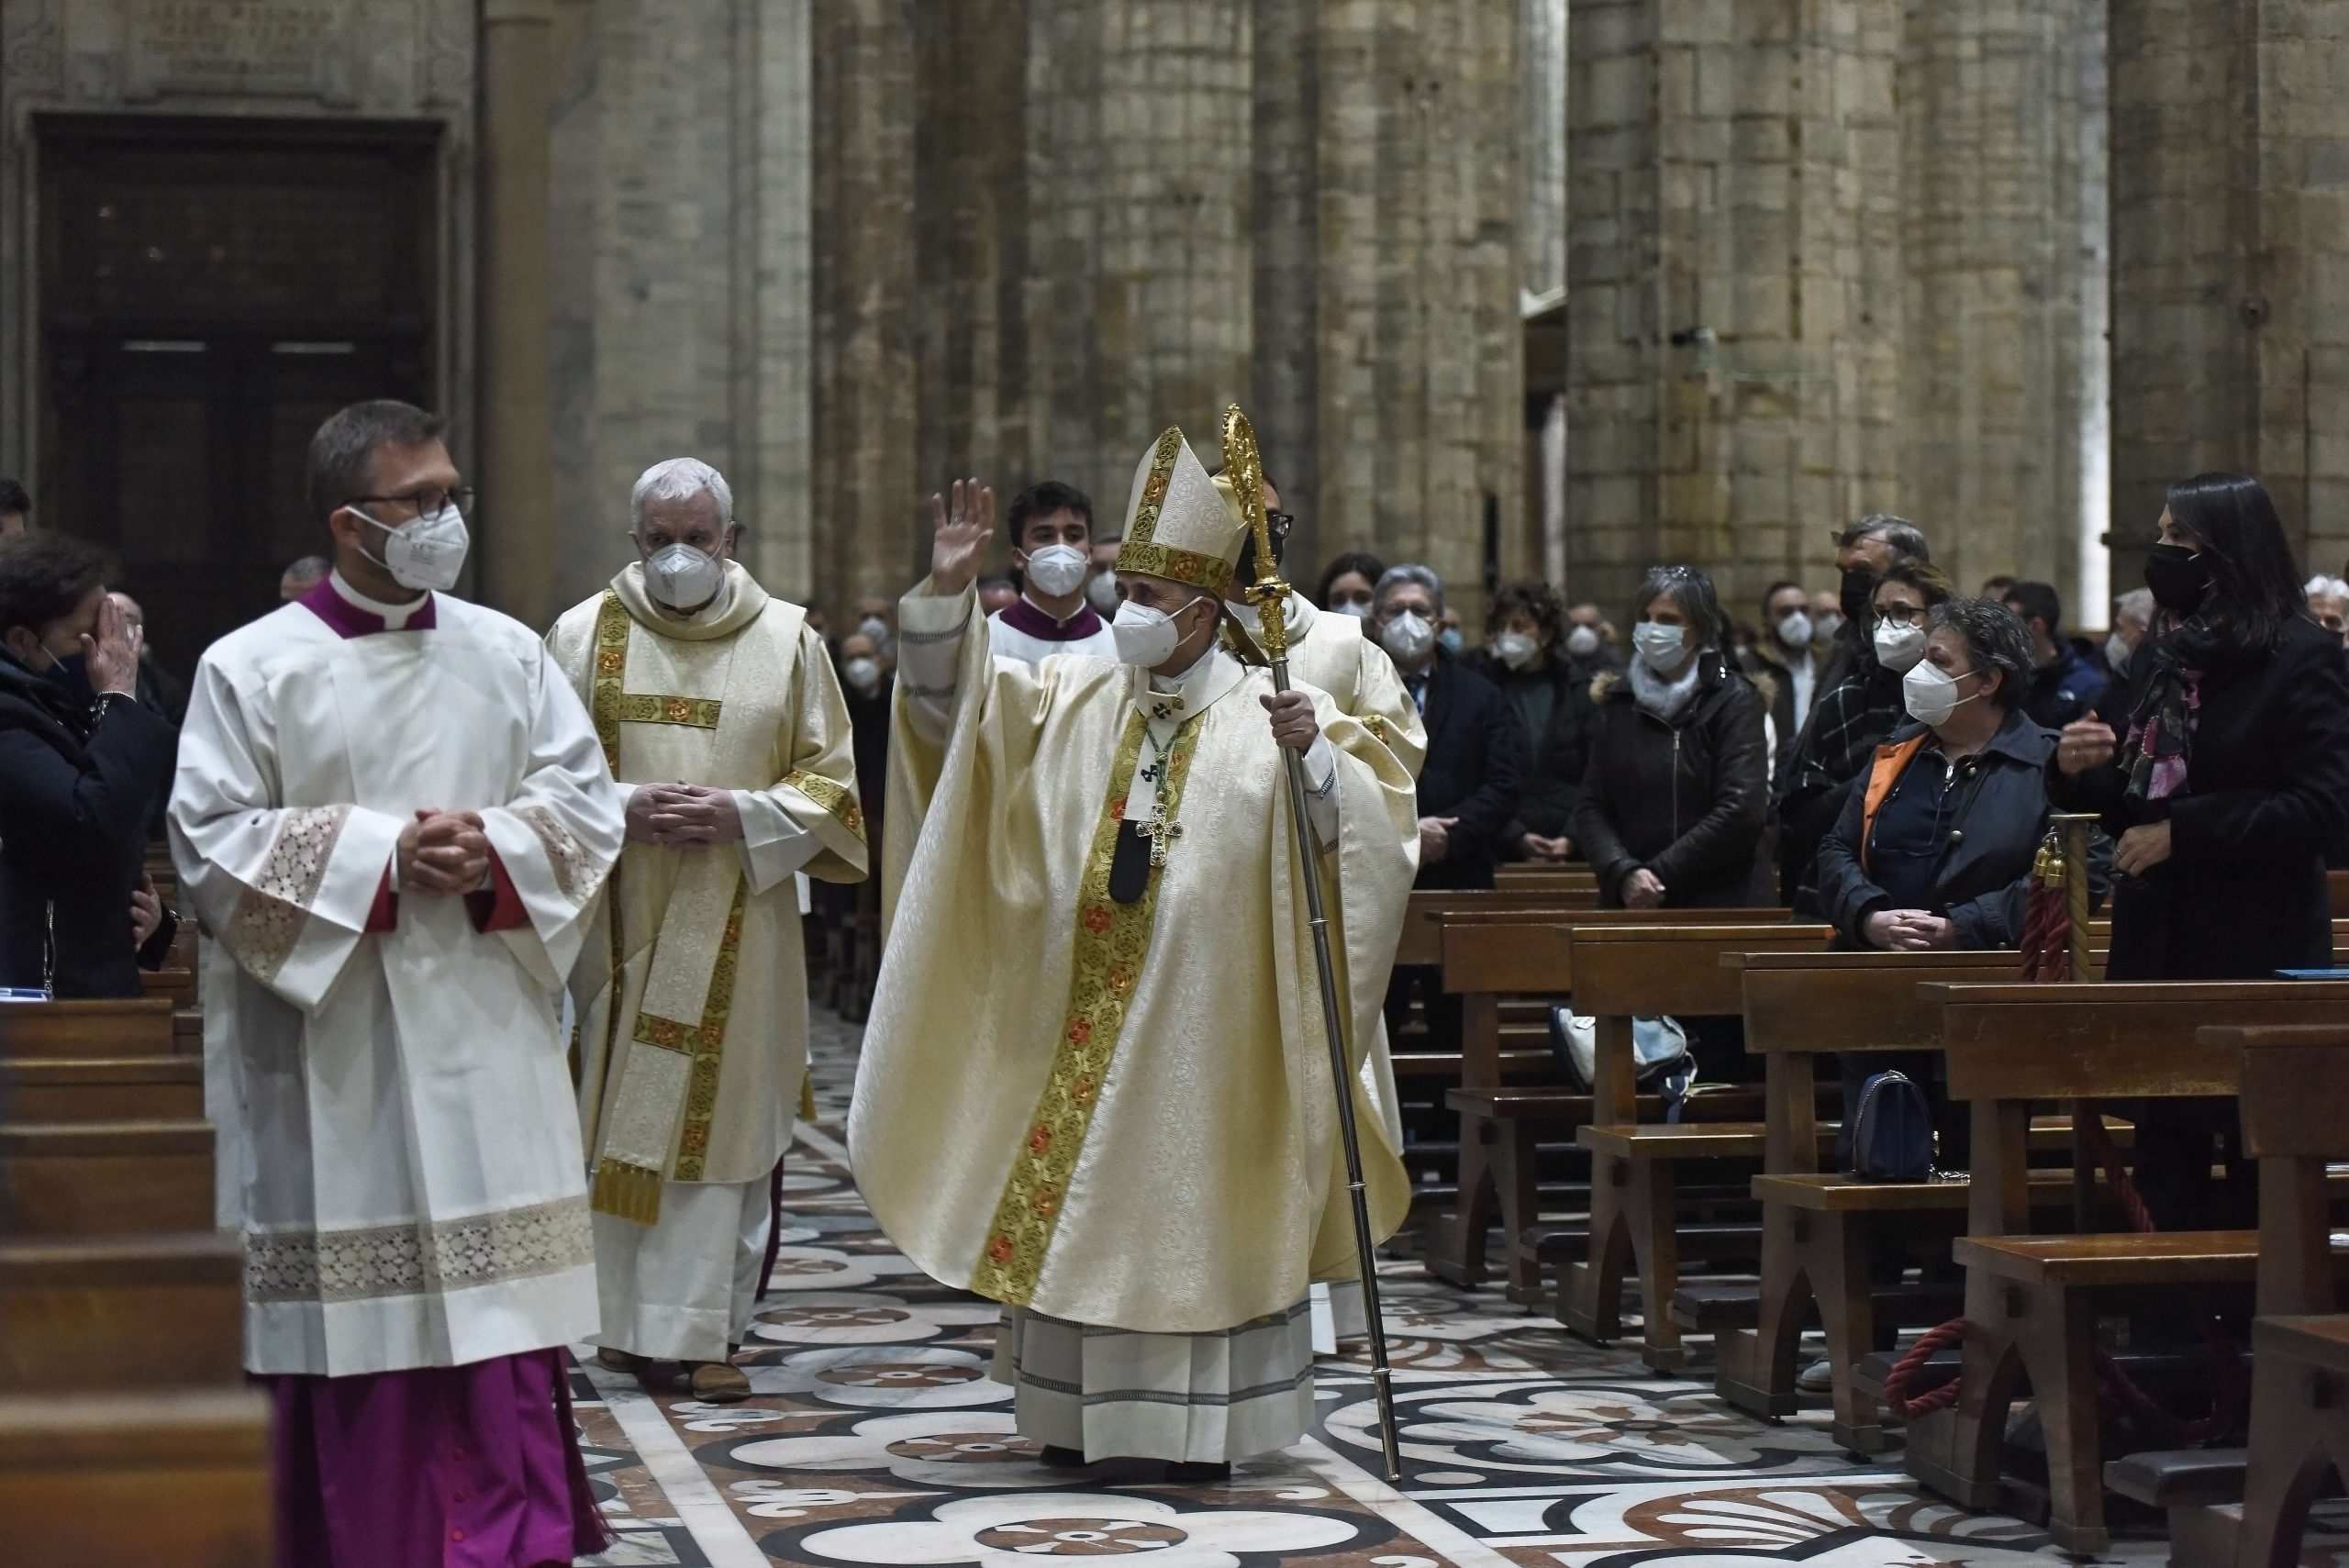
[567,1010,2338,1567]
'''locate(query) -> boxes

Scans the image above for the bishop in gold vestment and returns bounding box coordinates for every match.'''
[548,461,866,1396]
[852,427,1418,1469]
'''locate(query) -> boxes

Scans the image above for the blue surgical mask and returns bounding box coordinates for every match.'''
[1438,627,1465,655]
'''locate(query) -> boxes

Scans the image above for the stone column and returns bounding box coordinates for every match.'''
[1565,0,1902,617]
[478,0,556,627]
[1251,0,1323,570]
[1899,0,2100,604]
[2109,0,2349,587]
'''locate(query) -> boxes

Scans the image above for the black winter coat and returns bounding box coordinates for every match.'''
[1817,708,2108,950]
[1461,648,1594,847]
[2053,616,2349,980]
[1575,652,1772,908]
[1411,652,1523,890]
[0,655,177,997]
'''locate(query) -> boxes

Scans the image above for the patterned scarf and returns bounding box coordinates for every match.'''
[2123,613,2218,804]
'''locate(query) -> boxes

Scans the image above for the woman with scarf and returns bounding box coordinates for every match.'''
[2054,472,2349,1226]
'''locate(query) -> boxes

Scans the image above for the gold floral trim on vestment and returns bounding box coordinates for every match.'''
[590,591,632,773]
[783,767,866,840]
[969,710,1198,1307]
[1114,540,1231,597]
[1119,428,1185,550]
[616,693,723,728]
[220,806,350,981]
[244,1194,594,1304]
[667,884,746,1182]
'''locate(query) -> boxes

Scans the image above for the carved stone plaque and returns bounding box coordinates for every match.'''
[124,0,352,100]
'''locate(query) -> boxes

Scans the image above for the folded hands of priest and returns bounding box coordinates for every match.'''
[397,806,491,895]
[627,781,743,847]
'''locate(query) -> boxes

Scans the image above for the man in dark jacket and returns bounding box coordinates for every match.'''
[2002,580,2108,730]
[0,533,177,996]
[1371,564,1521,889]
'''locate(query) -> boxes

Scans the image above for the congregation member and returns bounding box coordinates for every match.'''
[170,399,625,1564]
[1373,563,1520,890]
[1465,581,1593,864]
[975,574,1020,617]
[2106,586,2155,680]
[1085,531,1123,615]
[0,533,176,997]
[2000,579,2109,728]
[2305,573,2349,645]
[0,475,28,536]
[1564,599,1621,671]
[852,594,896,662]
[278,553,330,604]
[1574,565,1770,915]
[549,457,868,1404]
[1816,596,2104,1157]
[987,479,1118,663]
[1777,555,1951,913]
[2054,473,2349,1228]
[1744,578,1825,761]
[855,431,1417,1476]
[1317,550,1385,617]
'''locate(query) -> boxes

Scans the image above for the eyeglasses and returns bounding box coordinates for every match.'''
[1876,605,1928,626]
[346,485,473,518]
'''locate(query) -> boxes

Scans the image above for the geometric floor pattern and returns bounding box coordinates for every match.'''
[568,1009,2325,1566]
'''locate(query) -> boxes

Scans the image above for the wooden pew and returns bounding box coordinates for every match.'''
[0,1387,273,1566]
[0,998,174,1059]
[1423,906,1789,1289]
[1395,884,1598,970]
[139,966,196,1011]
[1905,980,2349,1556]
[1553,921,1835,1370]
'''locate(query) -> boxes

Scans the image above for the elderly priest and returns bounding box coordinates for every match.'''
[550,456,868,1403]
[852,422,1418,1479]
[170,399,626,1566]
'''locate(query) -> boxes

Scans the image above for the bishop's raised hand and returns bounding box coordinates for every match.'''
[927,477,996,595]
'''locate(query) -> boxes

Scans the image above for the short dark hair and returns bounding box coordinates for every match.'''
[1317,551,1386,606]
[0,531,111,636]
[1979,574,2017,598]
[1004,481,1094,550]
[1761,578,1804,613]
[306,400,447,526]
[2003,580,2062,639]
[1839,513,1931,565]
[0,477,28,517]
[1486,581,1564,641]
[1928,598,2033,711]
[1878,558,1956,609]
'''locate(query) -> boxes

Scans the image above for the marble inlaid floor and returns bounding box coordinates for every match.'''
[566,1009,2332,1567]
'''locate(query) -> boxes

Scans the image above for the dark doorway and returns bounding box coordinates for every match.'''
[37,115,440,682]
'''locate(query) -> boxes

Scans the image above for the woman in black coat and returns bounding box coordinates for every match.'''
[0,533,176,998]
[1465,581,1595,863]
[1575,566,1771,911]
[2054,473,2349,1225]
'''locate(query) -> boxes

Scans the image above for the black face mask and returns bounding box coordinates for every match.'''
[37,649,96,706]
[1839,567,1879,626]
[2143,542,2212,615]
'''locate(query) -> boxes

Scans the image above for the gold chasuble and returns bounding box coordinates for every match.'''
[548,562,866,1222]
[852,430,1419,1339]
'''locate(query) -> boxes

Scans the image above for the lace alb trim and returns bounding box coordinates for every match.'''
[220,806,349,980]
[512,803,603,906]
[245,1194,595,1305]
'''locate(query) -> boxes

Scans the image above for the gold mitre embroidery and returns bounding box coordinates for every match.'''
[1115,427,1242,597]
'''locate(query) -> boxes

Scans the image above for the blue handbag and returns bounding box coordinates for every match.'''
[1851,1069,1936,1183]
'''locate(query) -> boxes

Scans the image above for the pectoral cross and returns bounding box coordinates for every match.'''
[1142,800,1185,868]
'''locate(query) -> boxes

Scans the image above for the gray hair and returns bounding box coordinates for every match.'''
[2114,586,2154,627]
[1375,563,1445,617]
[1839,512,1931,566]
[1926,597,2032,710]
[631,458,734,531]
[1634,565,1731,652]
[306,400,447,524]
[2306,574,2349,600]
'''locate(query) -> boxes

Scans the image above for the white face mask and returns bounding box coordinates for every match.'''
[2104,632,2133,675]
[1873,617,1928,673]
[1564,624,1602,658]
[1775,610,1813,649]
[857,615,892,646]
[1815,610,1844,641]
[1085,571,1121,615]
[644,541,724,610]
[1381,609,1435,664]
[1492,630,1542,671]
[1631,619,1689,673]
[1111,597,1185,667]
[841,655,882,696]
[354,503,468,593]
[1333,599,1375,620]
[1022,542,1090,599]
[1903,661,1983,728]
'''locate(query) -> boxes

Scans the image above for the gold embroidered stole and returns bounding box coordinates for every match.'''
[586,590,805,1221]
[969,706,1201,1305]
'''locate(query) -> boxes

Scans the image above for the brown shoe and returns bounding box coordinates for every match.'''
[596,1346,651,1376]
[687,1361,751,1403]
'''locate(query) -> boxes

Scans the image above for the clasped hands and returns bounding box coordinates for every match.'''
[627,783,744,847]
[1864,908,1958,951]
[397,808,491,895]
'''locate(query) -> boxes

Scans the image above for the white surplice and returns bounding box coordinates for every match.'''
[170,579,625,1377]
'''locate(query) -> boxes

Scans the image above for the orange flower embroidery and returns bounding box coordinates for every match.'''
[1066,1017,1093,1045]
[1108,963,1134,995]
[665,698,694,722]
[1083,905,1113,935]
[1142,473,1169,503]
[1072,1077,1095,1104]
[987,1235,1014,1264]
[1030,1185,1056,1216]
[1028,1126,1052,1153]
[597,650,624,674]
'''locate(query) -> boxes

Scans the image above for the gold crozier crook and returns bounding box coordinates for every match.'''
[1222,403,1404,1485]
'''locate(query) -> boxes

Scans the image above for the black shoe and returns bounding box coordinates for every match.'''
[1040,1444,1090,1470]
[1165,1461,1231,1485]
